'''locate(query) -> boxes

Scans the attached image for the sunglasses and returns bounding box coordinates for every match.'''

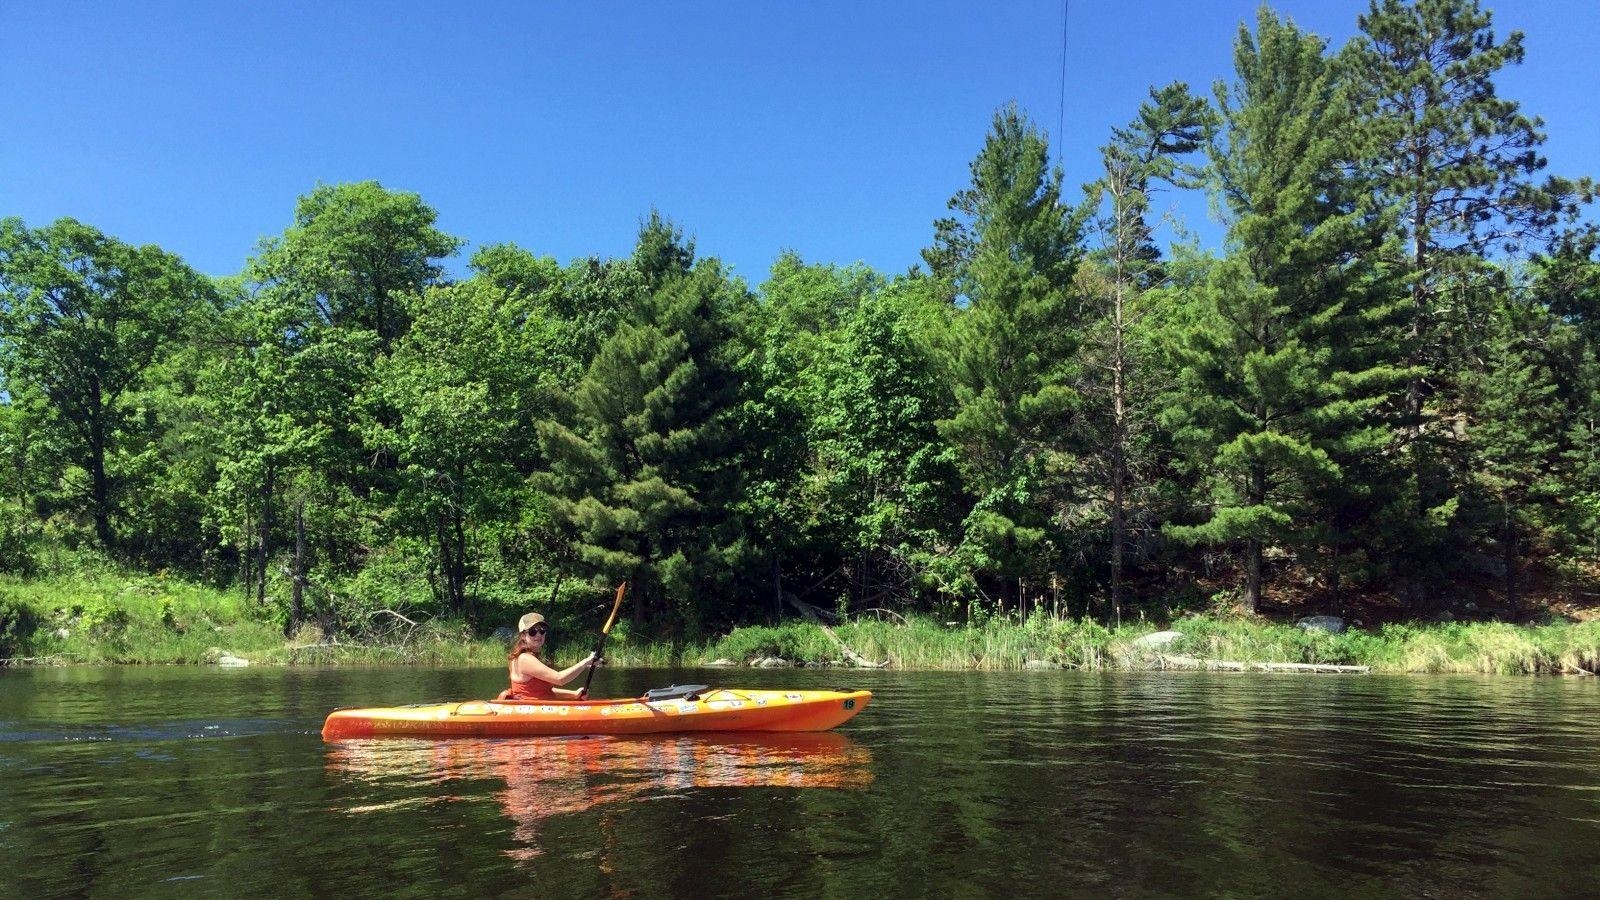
[525,625,548,635]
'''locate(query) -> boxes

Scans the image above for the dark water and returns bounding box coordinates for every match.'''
[1,667,1597,898]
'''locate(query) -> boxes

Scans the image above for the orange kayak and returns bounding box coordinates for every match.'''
[321,687,871,740]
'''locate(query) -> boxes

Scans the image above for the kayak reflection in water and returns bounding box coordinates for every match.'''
[495,611,599,702]
[327,732,873,861]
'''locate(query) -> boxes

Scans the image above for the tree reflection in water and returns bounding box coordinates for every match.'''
[327,732,872,862]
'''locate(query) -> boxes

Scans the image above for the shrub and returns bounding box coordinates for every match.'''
[0,502,39,577]
[711,624,831,662]
[0,595,38,658]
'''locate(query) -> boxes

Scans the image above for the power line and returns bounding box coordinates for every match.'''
[1056,0,1071,168]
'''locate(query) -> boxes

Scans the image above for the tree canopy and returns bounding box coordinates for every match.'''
[1,1,1594,635]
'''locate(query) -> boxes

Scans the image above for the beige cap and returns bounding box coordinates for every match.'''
[517,612,546,632]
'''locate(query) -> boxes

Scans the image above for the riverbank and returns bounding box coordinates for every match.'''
[3,573,1598,674]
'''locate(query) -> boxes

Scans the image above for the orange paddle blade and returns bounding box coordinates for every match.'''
[602,582,626,634]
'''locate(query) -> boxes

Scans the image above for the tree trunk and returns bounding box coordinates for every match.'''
[241,509,253,603]
[632,544,648,630]
[1405,129,1431,436]
[451,504,469,620]
[257,467,275,607]
[1246,462,1265,615]
[287,498,306,637]
[1328,557,1343,617]
[1503,500,1520,613]
[89,419,113,549]
[1245,537,1262,615]
[1110,269,1128,624]
[771,558,782,626]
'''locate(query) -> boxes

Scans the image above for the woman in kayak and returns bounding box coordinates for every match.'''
[497,612,599,701]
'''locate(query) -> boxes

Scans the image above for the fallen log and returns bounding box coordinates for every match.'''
[784,593,889,668]
[1158,654,1368,674]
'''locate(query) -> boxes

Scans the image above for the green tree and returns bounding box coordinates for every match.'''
[740,253,876,617]
[0,382,62,520]
[1165,10,1408,613]
[116,318,224,568]
[205,276,372,626]
[1079,82,1213,620]
[1535,236,1600,559]
[538,222,751,634]
[1464,287,1565,610]
[745,255,958,615]
[208,183,459,631]
[247,181,461,353]
[0,217,216,548]
[1345,0,1594,594]
[471,243,642,394]
[632,209,697,292]
[922,104,1084,608]
[366,279,538,618]
[813,278,963,611]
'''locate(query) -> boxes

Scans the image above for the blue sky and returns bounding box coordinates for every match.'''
[2,1,1595,285]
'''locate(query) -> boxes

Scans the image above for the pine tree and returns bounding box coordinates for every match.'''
[1080,82,1213,621]
[1537,236,1600,560]
[1345,0,1594,597]
[537,221,750,634]
[1166,10,1408,614]
[922,104,1084,609]
[1466,289,1564,611]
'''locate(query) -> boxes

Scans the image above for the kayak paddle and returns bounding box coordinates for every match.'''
[580,581,626,698]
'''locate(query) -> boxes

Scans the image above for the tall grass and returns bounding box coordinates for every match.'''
[696,613,1600,675]
[4,571,1598,674]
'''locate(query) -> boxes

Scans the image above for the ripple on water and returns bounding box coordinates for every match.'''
[0,667,1596,896]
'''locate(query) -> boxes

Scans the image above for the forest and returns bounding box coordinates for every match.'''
[2,0,1597,644]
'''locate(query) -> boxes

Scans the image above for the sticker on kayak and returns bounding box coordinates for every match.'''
[843,699,856,710]
[785,693,803,701]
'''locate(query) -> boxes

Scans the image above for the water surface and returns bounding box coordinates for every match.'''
[1,666,1596,897]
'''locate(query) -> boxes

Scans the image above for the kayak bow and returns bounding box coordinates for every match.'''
[321,688,871,740]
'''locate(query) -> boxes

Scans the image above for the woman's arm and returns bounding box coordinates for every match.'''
[515,652,597,687]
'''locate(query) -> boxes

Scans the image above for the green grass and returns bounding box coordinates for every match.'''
[692,613,1600,675]
[3,572,1598,675]
[0,573,508,666]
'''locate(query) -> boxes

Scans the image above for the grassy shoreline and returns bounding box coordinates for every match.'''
[3,574,1598,675]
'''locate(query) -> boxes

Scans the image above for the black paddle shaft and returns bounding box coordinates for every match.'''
[579,631,608,696]
[580,582,627,698]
